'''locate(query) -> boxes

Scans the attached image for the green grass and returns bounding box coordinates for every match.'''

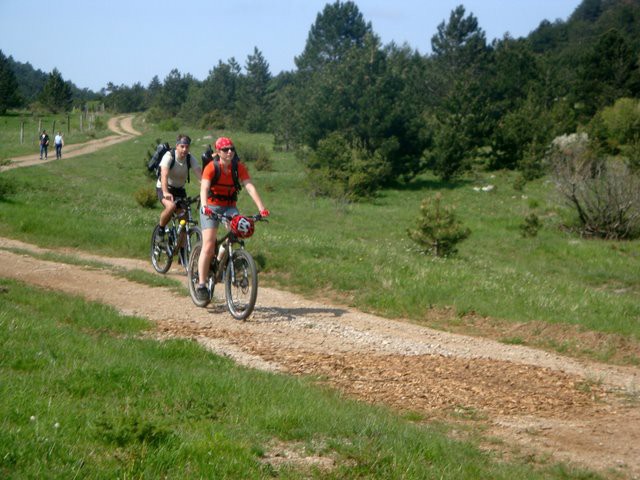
[0,278,599,479]
[0,110,113,160]
[0,120,639,346]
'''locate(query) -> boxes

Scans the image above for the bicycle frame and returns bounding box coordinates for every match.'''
[151,196,201,274]
[213,219,246,283]
[187,211,265,319]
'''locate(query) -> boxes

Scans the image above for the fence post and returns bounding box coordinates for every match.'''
[20,122,24,144]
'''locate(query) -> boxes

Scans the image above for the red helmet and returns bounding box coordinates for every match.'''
[230,215,255,238]
[215,137,234,150]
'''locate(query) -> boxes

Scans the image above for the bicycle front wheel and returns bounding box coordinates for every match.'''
[225,249,258,320]
[178,226,202,272]
[150,224,172,273]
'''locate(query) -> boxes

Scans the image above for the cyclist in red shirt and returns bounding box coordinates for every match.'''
[196,137,269,301]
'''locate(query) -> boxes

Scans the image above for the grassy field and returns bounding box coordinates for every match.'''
[0,120,638,352]
[0,110,113,161]
[0,277,599,479]
[0,117,630,477]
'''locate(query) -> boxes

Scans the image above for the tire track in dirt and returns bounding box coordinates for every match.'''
[0,237,639,478]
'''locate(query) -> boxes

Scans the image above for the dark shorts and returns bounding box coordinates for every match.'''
[156,186,186,202]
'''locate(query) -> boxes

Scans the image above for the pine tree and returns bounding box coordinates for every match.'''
[407,193,471,257]
[38,68,72,113]
[0,50,22,114]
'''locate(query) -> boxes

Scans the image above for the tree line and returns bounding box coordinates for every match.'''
[2,0,640,208]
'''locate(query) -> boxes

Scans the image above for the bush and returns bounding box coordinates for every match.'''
[134,186,157,209]
[0,176,17,200]
[306,132,391,201]
[239,143,272,171]
[549,133,640,239]
[254,153,273,172]
[158,118,179,132]
[520,213,541,238]
[407,193,471,257]
[198,110,226,130]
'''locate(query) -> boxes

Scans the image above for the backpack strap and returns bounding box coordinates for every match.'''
[167,149,190,183]
[207,156,242,202]
[231,155,242,192]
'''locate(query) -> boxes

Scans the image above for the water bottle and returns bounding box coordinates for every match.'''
[176,219,186,248]
[217,242,227,263]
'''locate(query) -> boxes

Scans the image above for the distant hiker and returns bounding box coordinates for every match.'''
[54,131,64,159]
[154,134,202,241]
[195,136,269,302]
[39,130,49,159]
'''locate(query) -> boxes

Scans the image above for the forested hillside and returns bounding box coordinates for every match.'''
[2,0,639,236]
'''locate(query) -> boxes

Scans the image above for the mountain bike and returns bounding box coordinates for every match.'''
[150,196,202,274]
[187,212,267,320]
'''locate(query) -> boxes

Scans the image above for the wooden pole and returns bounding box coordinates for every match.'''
[20,122,24,144]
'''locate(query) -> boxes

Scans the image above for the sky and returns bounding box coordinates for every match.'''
[0,0,581,93]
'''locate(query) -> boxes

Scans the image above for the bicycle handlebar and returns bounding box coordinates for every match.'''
[204,211,268,223]
[175,196,200,209]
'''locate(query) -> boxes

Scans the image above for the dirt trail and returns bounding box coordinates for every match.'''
[0,115,140,172]
[1,118,639,478]
[0,237,638,478]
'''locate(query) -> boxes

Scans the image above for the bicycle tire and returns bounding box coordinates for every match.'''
[150,224,172,274]
[187,242,211,307]
[225,249,258,320]
[178,226,202,272]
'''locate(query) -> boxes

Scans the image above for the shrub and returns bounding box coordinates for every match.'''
[549,133,640,239]
[240,143,272,171]
[520,213,541,238]
[198,110,226,130]
[512,174,526,191]
[134,186,157,209]
[407,193,471,257]
[306,132,391,201]
[158,118,179,132]
[254,153,273,172]
[0,176,17,200]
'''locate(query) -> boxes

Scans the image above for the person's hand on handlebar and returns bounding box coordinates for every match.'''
[200,205,214,217]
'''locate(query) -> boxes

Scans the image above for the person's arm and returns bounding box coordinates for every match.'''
[160,166,172,202]
[200,177,211,208]
[243,180,266,212]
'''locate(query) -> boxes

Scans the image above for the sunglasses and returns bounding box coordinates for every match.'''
[220,147,235,153]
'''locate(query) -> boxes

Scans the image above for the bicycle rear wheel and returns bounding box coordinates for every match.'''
[187,242,211,307]
[150,224,172,273]
[225,249,258,320]
[178,226,202,272]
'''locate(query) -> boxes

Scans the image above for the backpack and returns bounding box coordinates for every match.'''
[201,144,242,201]
[147,142,192,183]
